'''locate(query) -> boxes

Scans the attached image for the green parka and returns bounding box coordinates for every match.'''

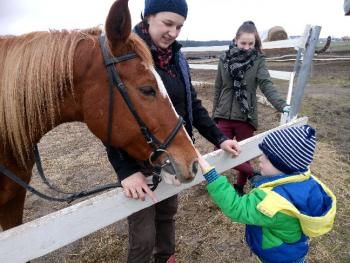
[212,51,287,129]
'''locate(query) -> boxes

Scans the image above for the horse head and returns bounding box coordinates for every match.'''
[71,0,198,184]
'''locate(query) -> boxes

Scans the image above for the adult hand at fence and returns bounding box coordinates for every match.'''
[219,139,241,157]
[121,172,158,203]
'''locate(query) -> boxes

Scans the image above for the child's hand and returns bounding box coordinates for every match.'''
[195,149,219,184]
[195,149,211,173]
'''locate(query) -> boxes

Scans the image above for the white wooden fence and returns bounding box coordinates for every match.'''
[0,117,308,263]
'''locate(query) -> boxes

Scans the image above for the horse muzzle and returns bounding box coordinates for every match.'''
[149,149,197,185]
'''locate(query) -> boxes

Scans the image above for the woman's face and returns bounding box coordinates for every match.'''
[147,12,185,49]
[235,32,255,50]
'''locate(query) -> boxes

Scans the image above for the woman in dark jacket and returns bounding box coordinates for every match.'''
[212,21,289,196]
[107,1,240,262]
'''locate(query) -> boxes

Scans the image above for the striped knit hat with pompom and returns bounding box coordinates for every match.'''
[258,125,316,174]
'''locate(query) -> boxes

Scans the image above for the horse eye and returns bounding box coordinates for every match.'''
[138,86,156,97]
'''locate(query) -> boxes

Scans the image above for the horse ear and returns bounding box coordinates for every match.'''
[105,0,131,46]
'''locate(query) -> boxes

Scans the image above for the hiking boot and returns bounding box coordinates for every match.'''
[233,184,245,196]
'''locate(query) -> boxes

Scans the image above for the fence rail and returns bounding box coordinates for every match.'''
[189,64,293,81]
[182,35,307,53]
[0,117,308,263]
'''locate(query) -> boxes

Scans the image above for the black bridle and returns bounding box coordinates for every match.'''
[0,34,184,203]
[99,35,184,165]
[99,34,185,188]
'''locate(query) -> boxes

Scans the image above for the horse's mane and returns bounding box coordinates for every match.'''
[0,27,100,166]
[129,33,154,67]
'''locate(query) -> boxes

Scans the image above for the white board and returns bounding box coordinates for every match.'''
[0,117,308,263]
[189,64,292,81]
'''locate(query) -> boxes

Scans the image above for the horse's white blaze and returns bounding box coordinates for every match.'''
[150,67,193,145]
[151,67,168,99]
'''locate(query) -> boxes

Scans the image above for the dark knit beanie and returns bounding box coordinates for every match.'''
[258,125,316,174]
[144,0,188,19]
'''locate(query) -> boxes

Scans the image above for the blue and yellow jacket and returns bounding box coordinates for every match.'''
[204,168,336,263]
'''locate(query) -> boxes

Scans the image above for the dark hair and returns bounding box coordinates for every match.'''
[235,21,262,53]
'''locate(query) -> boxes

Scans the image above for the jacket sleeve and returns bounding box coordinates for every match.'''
[212,60,224,117]
[206,170,277,226]
[106,146,142,182]
[257,56,287,112]
[190,82,228,146]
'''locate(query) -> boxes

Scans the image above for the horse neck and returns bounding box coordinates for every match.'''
[33,87,83,145]
[33,35,101,145]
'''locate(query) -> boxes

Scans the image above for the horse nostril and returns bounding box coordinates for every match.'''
[192,160,199,176]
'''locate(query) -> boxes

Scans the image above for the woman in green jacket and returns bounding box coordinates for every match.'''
[212,21,289,195]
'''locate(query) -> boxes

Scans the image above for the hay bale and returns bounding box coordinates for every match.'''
[266,26,288,41]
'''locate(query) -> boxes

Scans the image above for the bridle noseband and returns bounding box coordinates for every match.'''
[99,35,184,167]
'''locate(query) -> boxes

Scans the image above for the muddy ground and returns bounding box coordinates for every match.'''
[19,54,350,263]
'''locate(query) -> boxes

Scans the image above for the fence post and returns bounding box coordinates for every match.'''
[288,26,321,121]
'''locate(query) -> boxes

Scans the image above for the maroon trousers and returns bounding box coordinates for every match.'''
[217,118,255,186]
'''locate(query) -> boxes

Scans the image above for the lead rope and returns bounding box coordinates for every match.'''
[1,146,162,204]
[150,166,162,191]
[33,144,74,194]
[0,162,121,203]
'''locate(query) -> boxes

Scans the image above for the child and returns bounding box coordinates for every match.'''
[198,125,336,263]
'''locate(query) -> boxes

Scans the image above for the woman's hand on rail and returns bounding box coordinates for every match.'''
[121,172,157,203]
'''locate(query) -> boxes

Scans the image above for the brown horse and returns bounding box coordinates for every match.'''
[0,0,198,231]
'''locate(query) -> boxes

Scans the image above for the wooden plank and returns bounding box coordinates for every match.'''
[190,81,273,109]
[268,70,292,80]
[280,72,295,125]
[189,63,217,70]
[297,25,312,49]
[286,72,295,105]
[191,80,214,86]
[0,117,308,263]
[182,38,303,53]
[182,45,228,52]
[189,64,292,81]
[262,38,301,49]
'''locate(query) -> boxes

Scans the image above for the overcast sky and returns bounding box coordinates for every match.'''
[0,0,348,40]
